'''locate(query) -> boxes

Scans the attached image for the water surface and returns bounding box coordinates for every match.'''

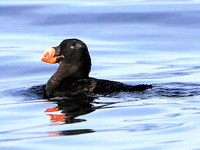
[1,1,200,149]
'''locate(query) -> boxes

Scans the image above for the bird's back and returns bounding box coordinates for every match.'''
[50,77,151,98]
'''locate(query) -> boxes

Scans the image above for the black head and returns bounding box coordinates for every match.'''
[42,38,91,77]
[58,39,90,64]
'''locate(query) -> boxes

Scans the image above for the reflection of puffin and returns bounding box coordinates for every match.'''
[45,97,95,123]
[41,39,152,98]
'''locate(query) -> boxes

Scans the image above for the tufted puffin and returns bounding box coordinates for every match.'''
[41,39,152,98]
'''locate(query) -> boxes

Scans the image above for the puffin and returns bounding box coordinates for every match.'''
[41,39,152,98]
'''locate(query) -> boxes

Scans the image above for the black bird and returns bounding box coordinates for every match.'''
[41,39,152,98]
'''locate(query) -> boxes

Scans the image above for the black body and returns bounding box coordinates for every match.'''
[44,39,152,98]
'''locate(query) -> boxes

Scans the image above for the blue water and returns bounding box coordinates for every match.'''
[1,1,200,149]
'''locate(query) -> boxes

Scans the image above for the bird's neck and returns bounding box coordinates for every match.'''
[45,60,89,97]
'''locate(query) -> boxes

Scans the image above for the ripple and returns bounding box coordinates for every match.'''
[119,123,183,132]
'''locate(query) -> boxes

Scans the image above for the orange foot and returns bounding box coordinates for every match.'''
[47,114,66,123]
[44,107,59,112]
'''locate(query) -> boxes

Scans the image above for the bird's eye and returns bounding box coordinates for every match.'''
[70,45,75,49]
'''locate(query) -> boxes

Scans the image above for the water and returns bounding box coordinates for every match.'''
[1,1,200,149]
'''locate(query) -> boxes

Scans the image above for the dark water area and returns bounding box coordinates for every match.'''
[1,1,200,149]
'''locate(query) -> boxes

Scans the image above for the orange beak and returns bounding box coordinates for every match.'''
[41,47,59,64]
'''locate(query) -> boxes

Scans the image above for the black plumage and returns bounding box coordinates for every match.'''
[41,39,152,98]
